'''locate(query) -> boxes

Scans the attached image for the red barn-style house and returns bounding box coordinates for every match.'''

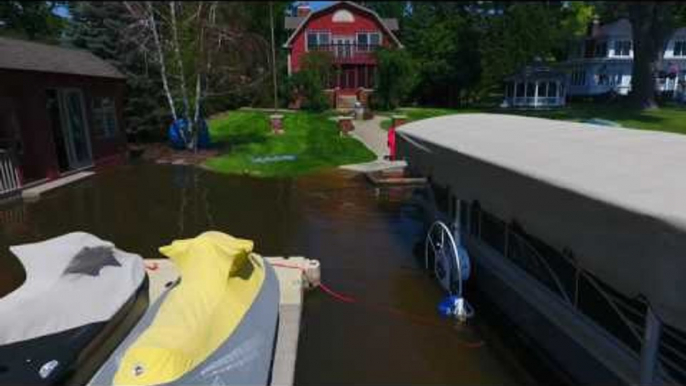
[0,37,127,196]
[284,1,402,108]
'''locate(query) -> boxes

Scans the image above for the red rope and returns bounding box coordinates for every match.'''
[145,262,160,271]
[268,261,484,348]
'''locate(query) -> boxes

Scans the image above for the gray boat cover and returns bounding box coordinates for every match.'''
[397,114,686,330]
[0,232,146,345]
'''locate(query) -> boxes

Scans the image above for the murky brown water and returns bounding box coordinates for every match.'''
[0,163,537,385]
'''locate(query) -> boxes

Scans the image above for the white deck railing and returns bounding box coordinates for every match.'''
[0,149,21,196]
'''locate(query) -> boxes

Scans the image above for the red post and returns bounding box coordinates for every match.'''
[388,115,407,160]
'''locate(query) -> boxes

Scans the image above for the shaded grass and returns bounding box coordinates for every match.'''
[379,103,686,135]
[205,111,376,177]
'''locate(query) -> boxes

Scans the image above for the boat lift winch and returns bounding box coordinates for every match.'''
[425,220,474,322]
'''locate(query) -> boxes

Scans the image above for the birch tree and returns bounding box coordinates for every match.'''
[123,1,269,150]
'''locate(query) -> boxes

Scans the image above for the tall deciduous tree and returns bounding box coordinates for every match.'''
[403,2,481,106]
[478,3,569,98]
[0,1,65,41]
[628,2,682,109]
[65,2,168,138]
[123,1,268,150]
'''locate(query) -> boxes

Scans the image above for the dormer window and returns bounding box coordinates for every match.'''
[674,41,686,57]
[614,40,632,57]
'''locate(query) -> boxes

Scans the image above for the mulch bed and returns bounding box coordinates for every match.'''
[132,143,219,166]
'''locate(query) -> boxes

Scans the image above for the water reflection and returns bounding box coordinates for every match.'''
[0,163,528,385]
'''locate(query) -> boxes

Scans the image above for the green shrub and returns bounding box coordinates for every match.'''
[375,48,417,110]
[285,52,333,112]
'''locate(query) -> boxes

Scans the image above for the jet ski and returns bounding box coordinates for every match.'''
[90,231,280,386]
[0,232,149,386]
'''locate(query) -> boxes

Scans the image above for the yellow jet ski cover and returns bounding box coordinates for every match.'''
[109,231,279,386]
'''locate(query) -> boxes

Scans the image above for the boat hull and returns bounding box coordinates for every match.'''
[0,277,149,386]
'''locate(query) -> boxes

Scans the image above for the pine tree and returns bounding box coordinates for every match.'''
[64,2,168,140]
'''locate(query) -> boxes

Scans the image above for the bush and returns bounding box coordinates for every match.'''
[375,48,417,110]
[285,52,333,112]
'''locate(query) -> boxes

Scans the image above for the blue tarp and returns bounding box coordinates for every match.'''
[169,119,211,150]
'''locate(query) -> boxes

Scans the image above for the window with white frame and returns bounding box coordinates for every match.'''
[571,68,586,86]
[91,96,117,138]
[594,41,608,58]
[356,32,381,50]
[306,31,331,51]
[614,40,632,57]
[674,41,686,57]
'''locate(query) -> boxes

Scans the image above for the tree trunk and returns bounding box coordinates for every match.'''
[169,2,194,148]
[628,3,675,110]
[147,2,178,122]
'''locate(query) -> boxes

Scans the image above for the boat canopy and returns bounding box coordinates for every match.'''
[397,114,686,330]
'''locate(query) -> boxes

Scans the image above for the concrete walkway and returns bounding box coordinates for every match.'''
[340,115,407,172]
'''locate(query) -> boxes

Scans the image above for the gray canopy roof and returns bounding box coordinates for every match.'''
[397,114,686,328]
[399,113,686,230]
[0,37,125,79]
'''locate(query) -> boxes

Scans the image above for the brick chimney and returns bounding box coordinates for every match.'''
[296,2,311,17]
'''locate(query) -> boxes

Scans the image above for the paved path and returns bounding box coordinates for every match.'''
[340,116,407,172]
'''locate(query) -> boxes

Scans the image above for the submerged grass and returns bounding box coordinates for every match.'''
[205,111,375,177]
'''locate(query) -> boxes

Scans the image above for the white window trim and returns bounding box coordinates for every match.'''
[673,40,686,57]
[92,96,118,138]
[355,31,382,46]
[305,30,331,52]
[612,40,632,57]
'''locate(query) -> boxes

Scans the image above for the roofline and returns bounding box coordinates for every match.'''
[282,1,403,49]
[0,67,126,80]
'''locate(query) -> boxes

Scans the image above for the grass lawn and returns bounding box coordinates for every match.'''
[380,107,475,130]
[204,111,376,177]
[380,103,686,136]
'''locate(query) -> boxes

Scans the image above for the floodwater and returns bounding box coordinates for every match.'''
[0,163,539,385]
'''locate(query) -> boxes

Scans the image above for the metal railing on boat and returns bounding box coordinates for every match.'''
[0,149,21,196]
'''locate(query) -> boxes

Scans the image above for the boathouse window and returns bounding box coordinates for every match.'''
[674,41,686,57]
[91,96,118,138]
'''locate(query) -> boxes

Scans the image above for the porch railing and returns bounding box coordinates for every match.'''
[310,44,378,63]
[0,149,22,196]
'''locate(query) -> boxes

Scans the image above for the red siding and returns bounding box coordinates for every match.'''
[289,3,398,72]
[0,69,127,182]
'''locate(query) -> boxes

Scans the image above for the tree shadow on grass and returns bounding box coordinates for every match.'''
[211,132,269,152]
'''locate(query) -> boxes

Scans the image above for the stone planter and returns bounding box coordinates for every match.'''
[270,114,284,135]
[391,114,407,128]
[337,116,354,135]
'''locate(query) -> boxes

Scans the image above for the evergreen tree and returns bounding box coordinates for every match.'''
[64,2,168,139]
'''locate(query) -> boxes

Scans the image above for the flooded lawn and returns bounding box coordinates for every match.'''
[0,163,534,385]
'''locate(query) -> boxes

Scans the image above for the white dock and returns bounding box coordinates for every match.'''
[143,255,318,386]
[21,171,94,200]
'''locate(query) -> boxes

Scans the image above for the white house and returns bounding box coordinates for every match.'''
[504,18,686,108]
[563,18,686,100]
[502,61,567,108]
